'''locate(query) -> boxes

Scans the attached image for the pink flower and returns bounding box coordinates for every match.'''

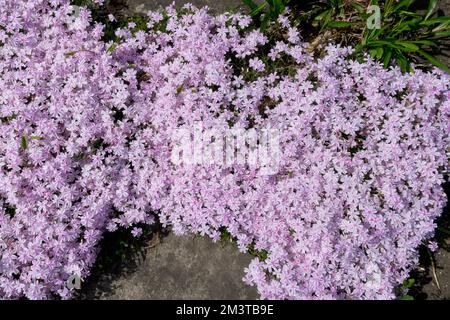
[0,1,448,301]
[428,241,438,252]
[131,227,143,237]
[249,57,265,72]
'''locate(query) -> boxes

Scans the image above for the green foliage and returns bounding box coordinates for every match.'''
[358,0,449,73]
[70,0,92,6]
[309,0,356,31]
[95,223,155,266]
[106,42,118,54]
[248,244,269,262]
[395,278,415,300]
[219,227,237,244]
[101,14,150,43]
[219,227,269,261]
[304,0,449,73]
[5,204,16,218]
[243,0,291,29]
[20,135,28,150]
[242,0,449,73]
[70,0,150,43]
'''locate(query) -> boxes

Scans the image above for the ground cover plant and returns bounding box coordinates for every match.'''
[0,0,449,299]
[245,0,450,73]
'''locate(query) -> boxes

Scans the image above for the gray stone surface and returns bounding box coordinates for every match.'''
[82,233,258,299]
[420,0,450,301]
[422,248,450,299]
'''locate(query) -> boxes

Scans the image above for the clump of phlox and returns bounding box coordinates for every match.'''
[0,1,448,299]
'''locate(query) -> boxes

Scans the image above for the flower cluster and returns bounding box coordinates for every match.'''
[0,1,448,299]
[0,0,136,299]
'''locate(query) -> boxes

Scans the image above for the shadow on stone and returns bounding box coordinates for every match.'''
[412,180,450,300]
[79,222,168,299]
[79,230,258,300]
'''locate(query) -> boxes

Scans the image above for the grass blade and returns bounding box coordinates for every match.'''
[417,50,449,73]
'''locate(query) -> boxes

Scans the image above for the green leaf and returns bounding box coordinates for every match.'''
[326,20,355,28]
[383,0,394,15]
[269,0,286,15]
[399,10,421,18]
[351,2,365,14]
[425,0,438,20]
[354,43,364,53]
[30,136,44,140]
[411,40,437,47]
[249,1,267,16]
[396,41,419,52]
[370,47,384,59]
[393,0,414,13]
[432,22,450,33]
[417,50,450,73]
[400,295,414,300]
[376,47,384,59]
[20,135,28,150]
[403,278,415,288]
[106,43,118,54]
[242,0,258,10]
[395,52,411,73]
[314,9,331,22]
[392,18,422,34]
[366,40,401,49]
[434,30,450,38]
[383,47,393,67]
[420,16,450,25]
